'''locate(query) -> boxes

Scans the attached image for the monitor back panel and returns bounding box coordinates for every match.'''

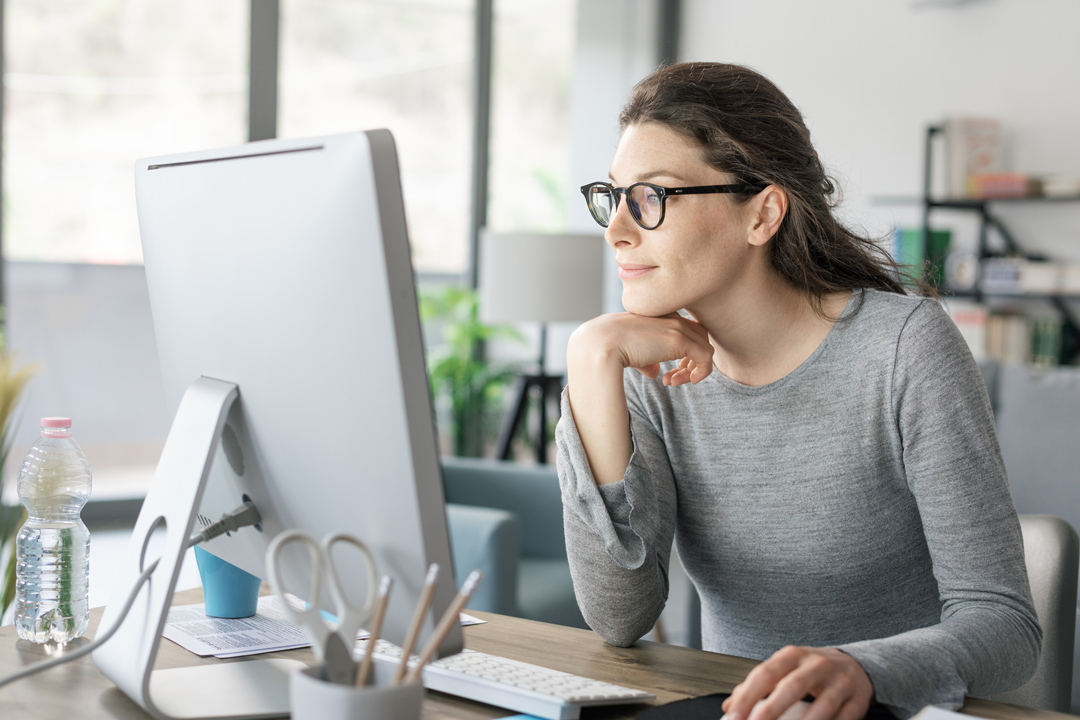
[135,131,458,651]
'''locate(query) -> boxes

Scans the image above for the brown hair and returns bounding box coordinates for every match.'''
[620,62,907,314]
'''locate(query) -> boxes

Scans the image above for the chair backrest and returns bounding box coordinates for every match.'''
[445,503,520,615]
[991,514,1079,712]
[441,457,566,559]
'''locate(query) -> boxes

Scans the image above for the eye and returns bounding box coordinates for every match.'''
[640,187,661,207]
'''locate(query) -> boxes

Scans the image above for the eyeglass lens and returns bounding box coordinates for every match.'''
[587,184,663,229]
[586,185,613,226]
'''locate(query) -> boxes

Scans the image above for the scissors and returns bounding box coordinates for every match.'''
[266,529,379,685]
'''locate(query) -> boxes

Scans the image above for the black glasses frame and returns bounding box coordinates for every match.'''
[580,181,765,230]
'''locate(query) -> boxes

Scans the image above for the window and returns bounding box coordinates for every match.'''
[486,0,575,234]
[4,0,248,264]
[279,0,475,275]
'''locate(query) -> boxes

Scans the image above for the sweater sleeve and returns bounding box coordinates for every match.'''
[837,301,1042,718]
[555,374,679,647]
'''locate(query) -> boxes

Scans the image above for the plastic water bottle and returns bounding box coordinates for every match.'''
[14,417,92,643]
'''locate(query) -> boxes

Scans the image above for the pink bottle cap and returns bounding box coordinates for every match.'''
[41,417,72,438]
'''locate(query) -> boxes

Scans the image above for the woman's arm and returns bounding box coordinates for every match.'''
[557,311,713,645]
[566,311,714,485]
[837,300,1041,715]
[723,300,1041,720]
[557,381,679,645]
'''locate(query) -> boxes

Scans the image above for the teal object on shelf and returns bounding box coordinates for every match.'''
[893,227,951,289]
[194,545,261,618]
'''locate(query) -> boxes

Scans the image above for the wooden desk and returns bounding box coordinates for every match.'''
[0,589,1071,720]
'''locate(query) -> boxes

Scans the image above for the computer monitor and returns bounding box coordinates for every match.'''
[93,130,460,720]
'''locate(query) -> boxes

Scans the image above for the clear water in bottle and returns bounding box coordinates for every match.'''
[15,417,91,643]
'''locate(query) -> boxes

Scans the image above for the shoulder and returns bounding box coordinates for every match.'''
[855,291,985,402]
[843,289,959,354]
[847,288,937,330]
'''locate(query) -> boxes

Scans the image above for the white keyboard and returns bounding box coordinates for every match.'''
[356,638,655,720]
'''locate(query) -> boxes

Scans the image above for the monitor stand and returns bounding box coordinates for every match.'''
[92,377,304,720]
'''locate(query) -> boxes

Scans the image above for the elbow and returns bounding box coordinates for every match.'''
[581,604,657,648]
[1006,612,1043,692]
[974,606,1043,698]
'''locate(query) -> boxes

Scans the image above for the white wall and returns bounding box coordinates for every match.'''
[680,0,1080,263]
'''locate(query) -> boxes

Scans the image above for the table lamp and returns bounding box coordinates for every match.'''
[479,230,605,463]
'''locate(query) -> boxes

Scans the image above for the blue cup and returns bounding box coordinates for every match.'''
[194,546,262,618]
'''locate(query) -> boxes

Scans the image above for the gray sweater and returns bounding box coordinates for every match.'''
[555,289,1041,718]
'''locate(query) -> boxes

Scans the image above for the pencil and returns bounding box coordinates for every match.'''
[394,563,440,685]
[355,575,392,687]
[405,570,483,685]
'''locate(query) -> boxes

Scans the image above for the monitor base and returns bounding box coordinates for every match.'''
[148,659,304,720]
[92,377,288,720]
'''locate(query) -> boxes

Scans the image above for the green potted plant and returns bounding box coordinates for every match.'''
[0,351,37,621]
[419,285,522,458]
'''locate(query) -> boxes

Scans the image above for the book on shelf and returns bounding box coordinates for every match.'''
[947,301,988,363]
[966,172,1042,199]
[985,312,1061,367]
[891,227,950,288]
[948,301,1062,367]
[980,257,1080,296]
[943,116,1002,199]
[1043,174,1080,197]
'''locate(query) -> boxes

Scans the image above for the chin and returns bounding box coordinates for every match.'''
[621,290,682,318]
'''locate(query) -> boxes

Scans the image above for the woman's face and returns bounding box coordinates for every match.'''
[606,121,762,318]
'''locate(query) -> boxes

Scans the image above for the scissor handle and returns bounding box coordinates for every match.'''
[320,532,379,643]
[266,529,331,661]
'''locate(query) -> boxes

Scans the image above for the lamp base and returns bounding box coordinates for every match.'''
[496,372,564,464]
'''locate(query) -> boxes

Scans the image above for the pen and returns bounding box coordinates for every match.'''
[394,563,440,685]
[355,575,392,687]
[404,569,483,685]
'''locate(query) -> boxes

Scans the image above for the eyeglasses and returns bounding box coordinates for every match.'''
[580,181,764,231]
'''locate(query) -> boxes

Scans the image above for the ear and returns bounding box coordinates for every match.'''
[746,186,787,247]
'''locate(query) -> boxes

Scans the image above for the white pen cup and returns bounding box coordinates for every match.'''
[290,662,423,720]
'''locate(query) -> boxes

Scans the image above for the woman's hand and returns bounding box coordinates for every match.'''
[569,311,715,385]
[566,312,714,486]
[721,646,874,720]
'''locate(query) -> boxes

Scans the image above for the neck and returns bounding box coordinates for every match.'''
[688,273,849,387]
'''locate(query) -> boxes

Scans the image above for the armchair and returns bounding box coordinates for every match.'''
[442,456,586,629]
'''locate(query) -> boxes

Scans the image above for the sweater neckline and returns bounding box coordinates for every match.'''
[707,290,861,396]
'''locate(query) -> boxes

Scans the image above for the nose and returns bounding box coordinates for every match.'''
[604,195,641,249]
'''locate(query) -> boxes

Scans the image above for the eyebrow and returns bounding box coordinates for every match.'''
[607,169,687,184]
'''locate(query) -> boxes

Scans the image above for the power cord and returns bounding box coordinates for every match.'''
[186,499,261,548]
[0,558,159,690]
[0,499,262,690]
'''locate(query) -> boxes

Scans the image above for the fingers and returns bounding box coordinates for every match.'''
[594,311,714,382]
[660,316,713,386]
[662,358,691,385]
[662,357,712,386]
[723,647,803,720]
[721,647,873,720]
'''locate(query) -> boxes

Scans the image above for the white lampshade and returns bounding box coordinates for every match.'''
[478,231,606,324]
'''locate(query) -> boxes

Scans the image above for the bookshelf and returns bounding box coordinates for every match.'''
[921,124,1080,363]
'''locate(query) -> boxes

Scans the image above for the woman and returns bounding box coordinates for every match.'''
[556,62,1040,720]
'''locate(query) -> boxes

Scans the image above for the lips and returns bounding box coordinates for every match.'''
[617,263,657,280]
